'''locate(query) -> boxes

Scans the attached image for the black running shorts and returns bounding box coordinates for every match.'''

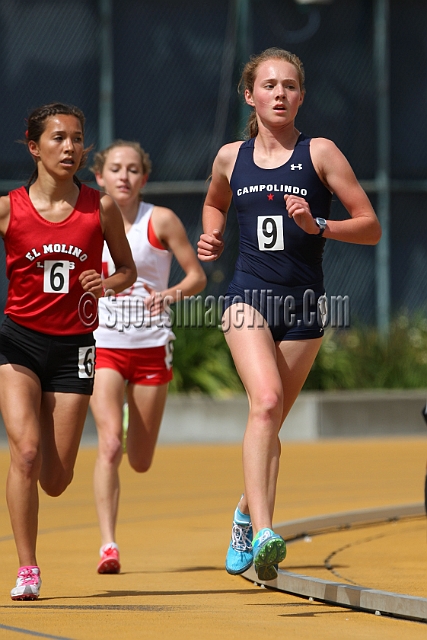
[0,316,96,394]
[223,271,326,342]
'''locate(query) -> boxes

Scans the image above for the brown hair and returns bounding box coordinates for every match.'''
[91,140,152,177]
[238,48,305,139]
[25,102,91,185]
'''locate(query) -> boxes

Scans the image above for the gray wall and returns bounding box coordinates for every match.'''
[2,390,426,446]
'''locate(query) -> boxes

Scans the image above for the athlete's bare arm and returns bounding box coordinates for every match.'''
[309,137,381,245]
[86,193,136,297]
[152,206,207,299]
[0,196,11,238]
[143,206,207,315]
[198,142,241,262]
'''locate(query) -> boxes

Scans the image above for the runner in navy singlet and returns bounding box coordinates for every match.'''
[224,133,332,341]
[198,48,381,581]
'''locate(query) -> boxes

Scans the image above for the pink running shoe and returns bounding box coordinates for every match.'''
[97,543,121,574]
[10,566,41,601]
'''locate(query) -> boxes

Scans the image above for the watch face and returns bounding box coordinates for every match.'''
[316,218,327,228]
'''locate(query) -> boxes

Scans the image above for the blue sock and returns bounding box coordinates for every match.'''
[235,507,251,525]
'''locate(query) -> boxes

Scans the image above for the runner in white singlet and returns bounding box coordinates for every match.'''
[90,140,206,574]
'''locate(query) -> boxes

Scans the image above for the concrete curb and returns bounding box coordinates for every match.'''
[158,389,427,443]
[242,503,427,623]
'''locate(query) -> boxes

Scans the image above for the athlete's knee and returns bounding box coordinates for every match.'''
[98,434,124,466]
[40,468,74,497]
[128,452,153,474]
[10,442,41,480]
[250,389,283,423]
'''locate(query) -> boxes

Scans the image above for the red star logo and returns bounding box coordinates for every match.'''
[267,193,274,201]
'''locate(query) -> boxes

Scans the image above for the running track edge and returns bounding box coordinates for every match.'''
[241,503,427,623]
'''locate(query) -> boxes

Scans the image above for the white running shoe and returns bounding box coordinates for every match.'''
[10,566,41,601]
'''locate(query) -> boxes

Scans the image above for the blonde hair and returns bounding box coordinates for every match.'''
[238,48,305,139]
[91,139,152,176]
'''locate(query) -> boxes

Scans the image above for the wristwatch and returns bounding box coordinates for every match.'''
[315,217,327,237]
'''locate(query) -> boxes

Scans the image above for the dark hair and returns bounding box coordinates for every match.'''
[238,48,305,139]
[25,102,91,186]
[91,139,152,177]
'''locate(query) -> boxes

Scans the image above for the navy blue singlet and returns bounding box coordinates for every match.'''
[224,134,332,341]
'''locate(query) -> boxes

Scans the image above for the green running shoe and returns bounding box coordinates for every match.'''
[252,527,286,581]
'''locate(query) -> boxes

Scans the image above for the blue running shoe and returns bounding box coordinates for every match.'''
[252,528,286,581]
[225,508,253,575]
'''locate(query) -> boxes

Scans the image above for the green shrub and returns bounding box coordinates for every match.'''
[169,304,427,395]
[169,300,243,396]
[304,311,427,390]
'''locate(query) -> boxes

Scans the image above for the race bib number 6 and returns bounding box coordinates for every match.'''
[257,216,284,251]
[78,346,95,379]
[43,260,70,293]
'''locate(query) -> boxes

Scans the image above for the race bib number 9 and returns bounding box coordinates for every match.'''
[257,216,284,251]
[43,260,70,293]
[78,346,95,379]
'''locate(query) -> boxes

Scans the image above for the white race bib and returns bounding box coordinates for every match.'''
[257,216,284,251]
[43,260,70,293]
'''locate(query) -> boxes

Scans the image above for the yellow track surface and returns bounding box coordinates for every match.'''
[0,437,426,639]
